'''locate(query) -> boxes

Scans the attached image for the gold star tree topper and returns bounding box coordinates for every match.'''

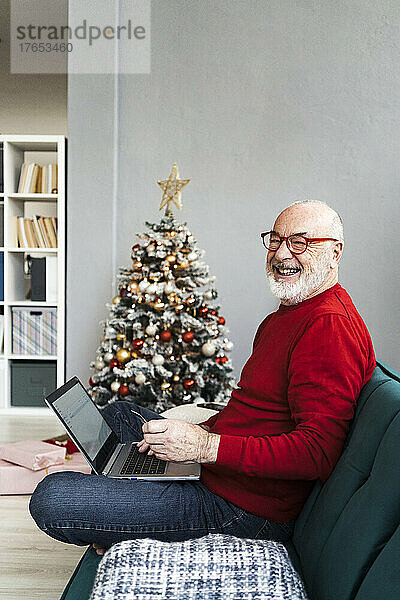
[157,163,190,215]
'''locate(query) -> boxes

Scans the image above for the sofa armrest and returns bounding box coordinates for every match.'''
[160,403,217,424]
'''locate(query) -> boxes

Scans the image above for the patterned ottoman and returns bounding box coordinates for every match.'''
[89,534,308,600]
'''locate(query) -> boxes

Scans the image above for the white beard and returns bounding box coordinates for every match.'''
[266,249,332,305]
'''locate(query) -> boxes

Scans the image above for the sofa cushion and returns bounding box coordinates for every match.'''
[89,534,308,600]
[290,362,400,600]
[60,546,101,600]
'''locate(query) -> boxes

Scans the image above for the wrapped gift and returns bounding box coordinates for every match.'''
[0,440,66,471]
[42,433,79,455]
[0,452,91,495]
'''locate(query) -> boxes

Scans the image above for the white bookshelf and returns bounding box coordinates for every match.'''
[0,135,65,413]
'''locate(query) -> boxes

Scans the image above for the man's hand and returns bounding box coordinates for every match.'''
[137,419,220,464]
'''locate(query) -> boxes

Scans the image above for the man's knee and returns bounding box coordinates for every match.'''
[29,471,81,530]
[102,399,133,421]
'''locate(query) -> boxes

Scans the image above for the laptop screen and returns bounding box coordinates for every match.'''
[52,383,112,460]
[46,377,119,473]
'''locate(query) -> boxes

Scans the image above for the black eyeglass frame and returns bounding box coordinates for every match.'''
[260,231,339,255]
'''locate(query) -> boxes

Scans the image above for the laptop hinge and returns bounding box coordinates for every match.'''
[102,443,123,475]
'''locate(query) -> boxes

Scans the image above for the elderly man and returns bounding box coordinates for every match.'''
[30,200,375,555]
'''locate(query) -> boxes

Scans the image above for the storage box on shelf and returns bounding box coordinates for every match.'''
[0,135,65,412]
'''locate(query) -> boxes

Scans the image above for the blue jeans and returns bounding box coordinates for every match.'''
[29,401,295,547]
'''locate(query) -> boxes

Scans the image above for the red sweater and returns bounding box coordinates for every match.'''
[200,284,376,522]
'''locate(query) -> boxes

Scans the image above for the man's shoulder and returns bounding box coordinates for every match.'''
[307,284,358,322]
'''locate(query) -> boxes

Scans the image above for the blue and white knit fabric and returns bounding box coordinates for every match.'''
[89,534,308,600]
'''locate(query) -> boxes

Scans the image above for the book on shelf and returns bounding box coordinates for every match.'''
[30,255,57,302]
[0,144,3,193]
[40,163,58,194]
[0,315,3,353]
[0,252,3,301]
[17,162,58,194]
[15,216,58,248]
[32,215,45,247]
[25,219,38,248]
[44,217,57,247]
[15,217,28,248]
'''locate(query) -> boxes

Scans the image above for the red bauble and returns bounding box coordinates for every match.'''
[132,338,144,350]
[132,244,140,251]
[199,307,209,317]
[89,377,95,387]
[182,331,194,344]
[215,356,228,364]
[218,316,226,325]
[160,330,172,342]
[110,359,119,369]
[183,378,195,389]
[119,384,130,397]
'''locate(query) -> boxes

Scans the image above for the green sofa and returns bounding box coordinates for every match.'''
[60,361,400,600]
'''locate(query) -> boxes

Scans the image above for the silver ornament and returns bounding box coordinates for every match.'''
[152,354,165,366]
[95,358,105,370]
[139,279,150,292]
[202,342,216,357]
[135,372,146,384]
[224,341,234,352]
[111,381,120,393]
[104,352,114,363]
[146,324,157,336]
[188,252,197,262]
[204,290,213,301]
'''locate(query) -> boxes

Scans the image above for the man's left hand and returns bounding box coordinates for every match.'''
[137,419,220,464]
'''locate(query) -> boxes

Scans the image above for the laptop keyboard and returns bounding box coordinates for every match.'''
[120,444,167,476]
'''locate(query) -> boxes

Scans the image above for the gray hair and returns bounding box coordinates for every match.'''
[289,199,344,242]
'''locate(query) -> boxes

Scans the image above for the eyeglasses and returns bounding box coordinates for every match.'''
[260,231,339,255]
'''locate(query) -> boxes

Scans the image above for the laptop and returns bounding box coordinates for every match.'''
[45,376,201,481]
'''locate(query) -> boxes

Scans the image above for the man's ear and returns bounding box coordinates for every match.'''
[330,241,343,268]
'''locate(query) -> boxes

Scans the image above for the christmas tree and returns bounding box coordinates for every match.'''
[88,163,235,413]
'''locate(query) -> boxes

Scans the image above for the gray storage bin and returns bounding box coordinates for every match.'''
[11,360,57,407]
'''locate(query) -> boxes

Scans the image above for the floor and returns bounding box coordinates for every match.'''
[0,415,86,600]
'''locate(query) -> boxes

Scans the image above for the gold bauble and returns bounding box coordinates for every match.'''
[112,295,121,305]
[116,348,131,363]
[160,382,170,391]
[170,231,176,237]
[175,304,184,313]
[186,296,195,306]
[173,375,180,382]
[116,333,126,341]
[131,351,139,359]
[167,255,176,263]
[153,301,165,312]
[133,261,142,270]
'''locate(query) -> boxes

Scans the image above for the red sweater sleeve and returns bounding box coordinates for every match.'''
[215,314,374,481]
[199,413,219,429]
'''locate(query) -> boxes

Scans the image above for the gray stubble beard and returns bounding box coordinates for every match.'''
[266,249,332,305]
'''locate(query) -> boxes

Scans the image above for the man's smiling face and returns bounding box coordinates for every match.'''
[265,203,343,305]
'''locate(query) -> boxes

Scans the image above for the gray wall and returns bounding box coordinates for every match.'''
[68,0,400,384]
[0,1,67,134]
